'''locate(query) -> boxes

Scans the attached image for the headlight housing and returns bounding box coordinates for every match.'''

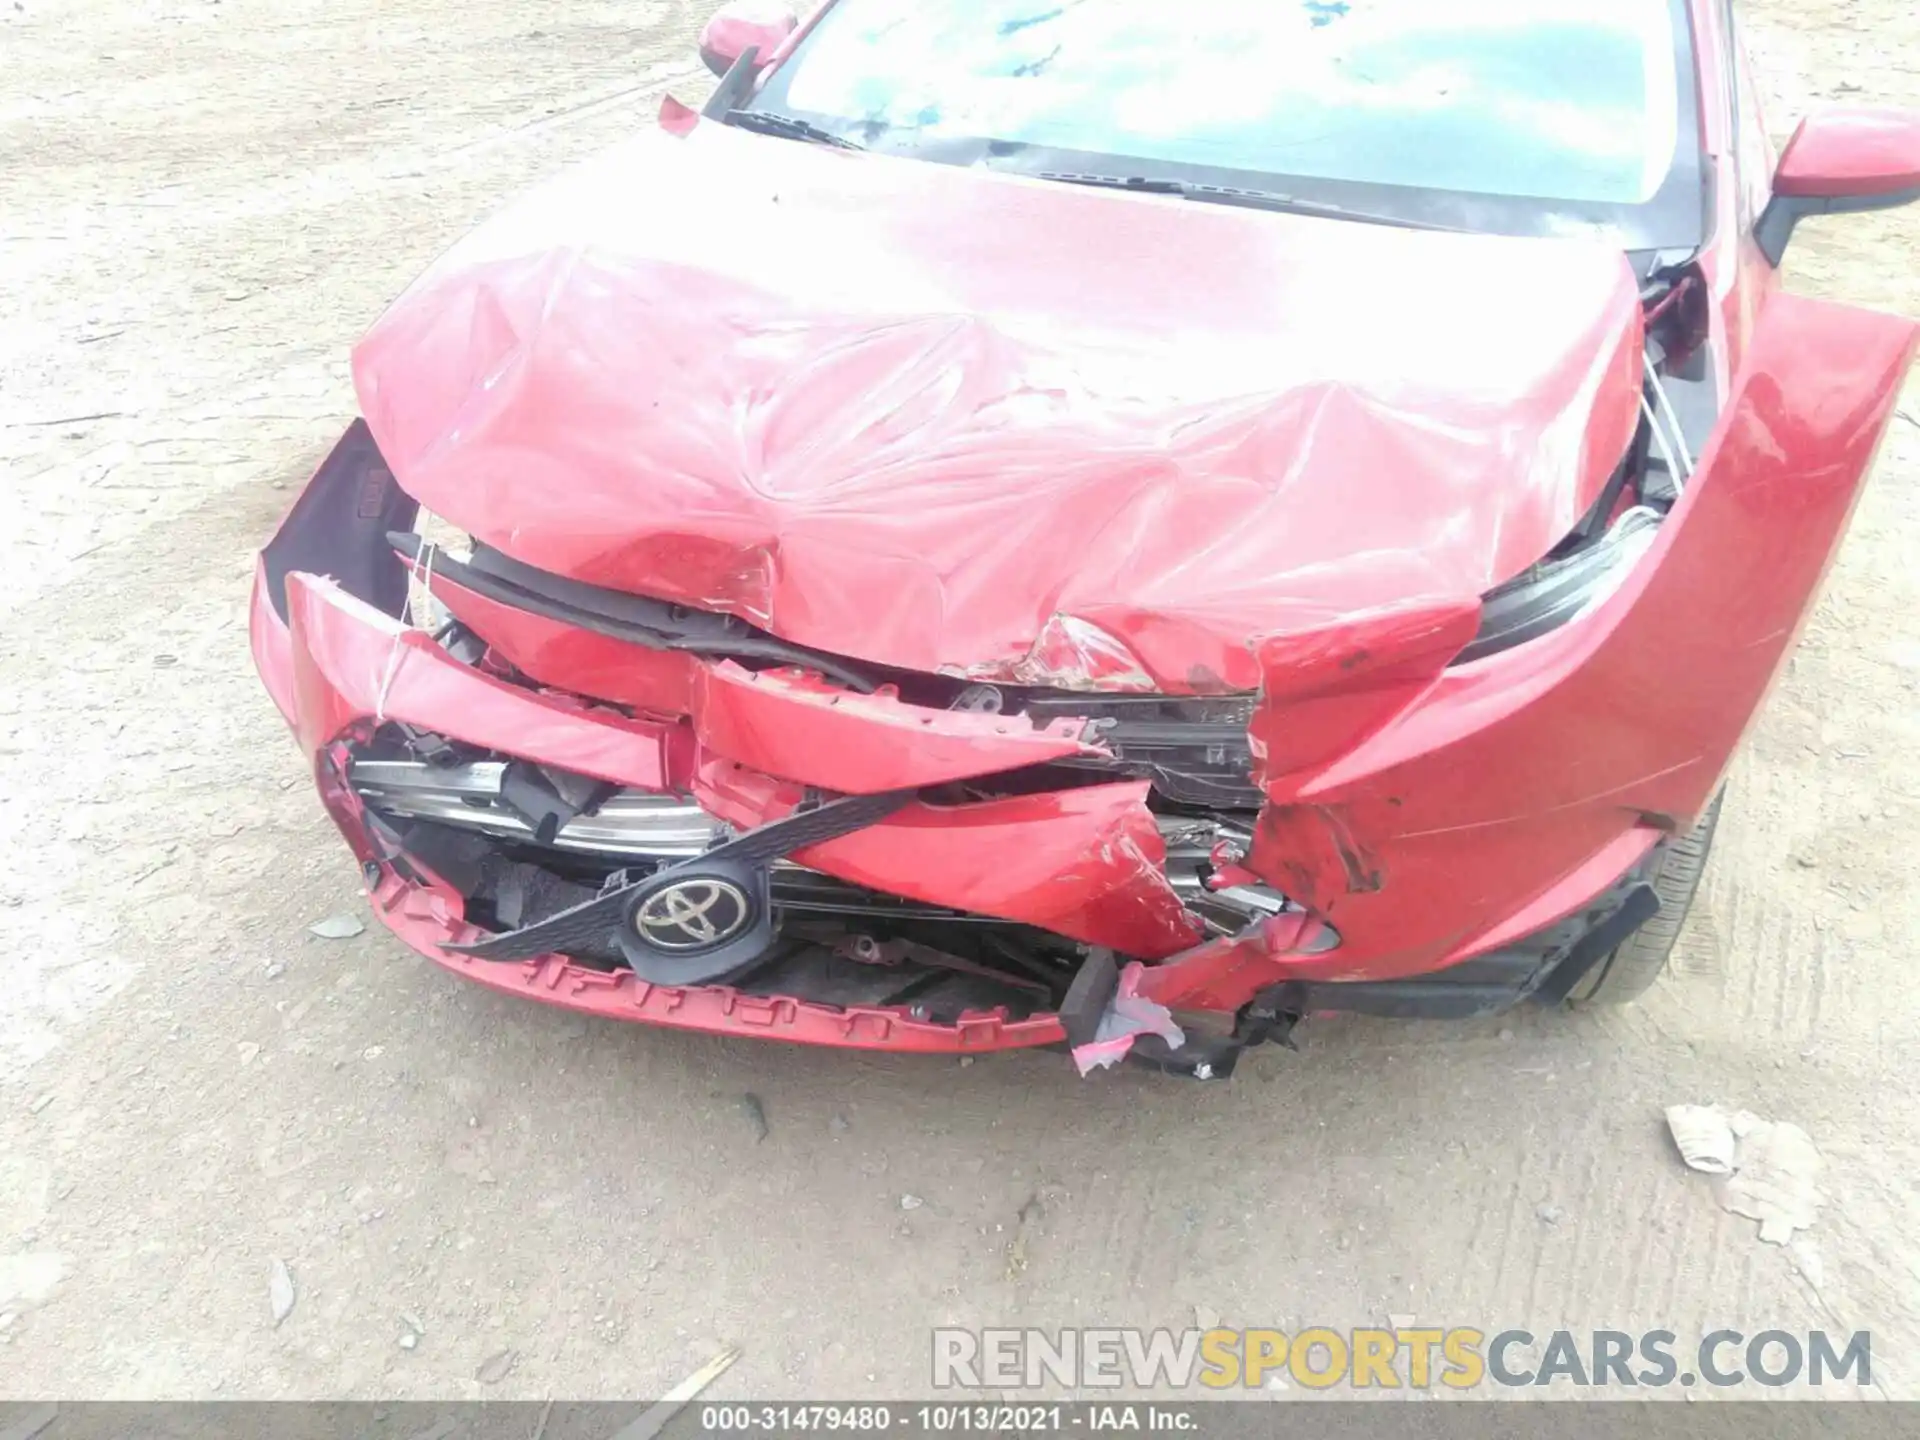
[1455,506,1664,666]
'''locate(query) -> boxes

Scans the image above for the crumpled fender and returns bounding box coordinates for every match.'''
[1235,289,1919,984]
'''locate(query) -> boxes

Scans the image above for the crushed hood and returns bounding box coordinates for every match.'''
[354,118,1644,693]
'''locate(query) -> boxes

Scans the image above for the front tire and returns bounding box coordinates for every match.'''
[1567,790,1723,1007]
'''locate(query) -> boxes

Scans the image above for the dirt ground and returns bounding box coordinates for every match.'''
[2,0,1917,1404]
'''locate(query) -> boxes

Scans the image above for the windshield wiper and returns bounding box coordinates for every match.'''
[1035,172,1467,233]
[723,109,865,151]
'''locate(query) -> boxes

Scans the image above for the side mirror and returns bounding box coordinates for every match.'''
[698,1,798,80]
[1756,106,1920,264]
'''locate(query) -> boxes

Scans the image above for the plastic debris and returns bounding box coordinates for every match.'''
[1071,962,1185,1075]
[1722,1111,1825,1244]
[1665,1103,1738,1175]
[475,1348,517,1384]
[1666,1104,1825,1243]
[268,1258,296,1326]
[740,1093,769,1143]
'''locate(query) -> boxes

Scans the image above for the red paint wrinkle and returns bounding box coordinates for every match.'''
[352,123,1642,693]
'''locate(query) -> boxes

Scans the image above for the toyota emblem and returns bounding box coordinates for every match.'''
[631,877,753,952]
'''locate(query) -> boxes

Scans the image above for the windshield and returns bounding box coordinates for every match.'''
[751,0,1706,248]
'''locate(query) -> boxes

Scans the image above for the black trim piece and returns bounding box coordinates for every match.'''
[1455,508,1662,666]
[1568,410,1651,547]
[449,787,916,962]
[1026,694,1262,809]
[702,45,762,120]
[390,533,881,694]
[1238,876,1664,1023]
[496,762,614,847]
[1530,882,1662,1005]
[1126,1031,1242,1081]
[1261,978,1529,1022]
[1058,948,1119,1051]
[1755,185,1920,266]
[263,420,419,624]
[394,821,494,897]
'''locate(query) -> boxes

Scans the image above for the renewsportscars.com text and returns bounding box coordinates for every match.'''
[931,1327,1872,1391]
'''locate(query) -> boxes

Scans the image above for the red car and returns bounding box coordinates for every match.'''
[252,0,1920,1077]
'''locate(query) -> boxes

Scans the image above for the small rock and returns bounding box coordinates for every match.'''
[1387,1313,1417,1331]
[1193,1304,1221,1332]
[398,1331,418,1351]
[152,653,179,668]
[223,288,250,302]
[309,914,365,940]
[740,1093,769,1143]
[828,1113,850,1135]
[401,1311,425,1335]
[1791,853,1817,870]
[268,1258,296,1326]
[27,1094,53,1115]
[475,1348,517,1384]
[264,962,285,980]
[1498,1027,1515,1041]
[899,1195,924,1211]
[238,1042,261,1066]
[1536,1204,1565,1225]
[958,1056,974,1068]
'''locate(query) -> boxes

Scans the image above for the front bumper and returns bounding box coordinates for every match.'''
[251,293,1915,1057]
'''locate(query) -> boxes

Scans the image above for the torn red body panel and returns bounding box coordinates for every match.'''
[430,571,702,716]
[687,663,1101,796]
